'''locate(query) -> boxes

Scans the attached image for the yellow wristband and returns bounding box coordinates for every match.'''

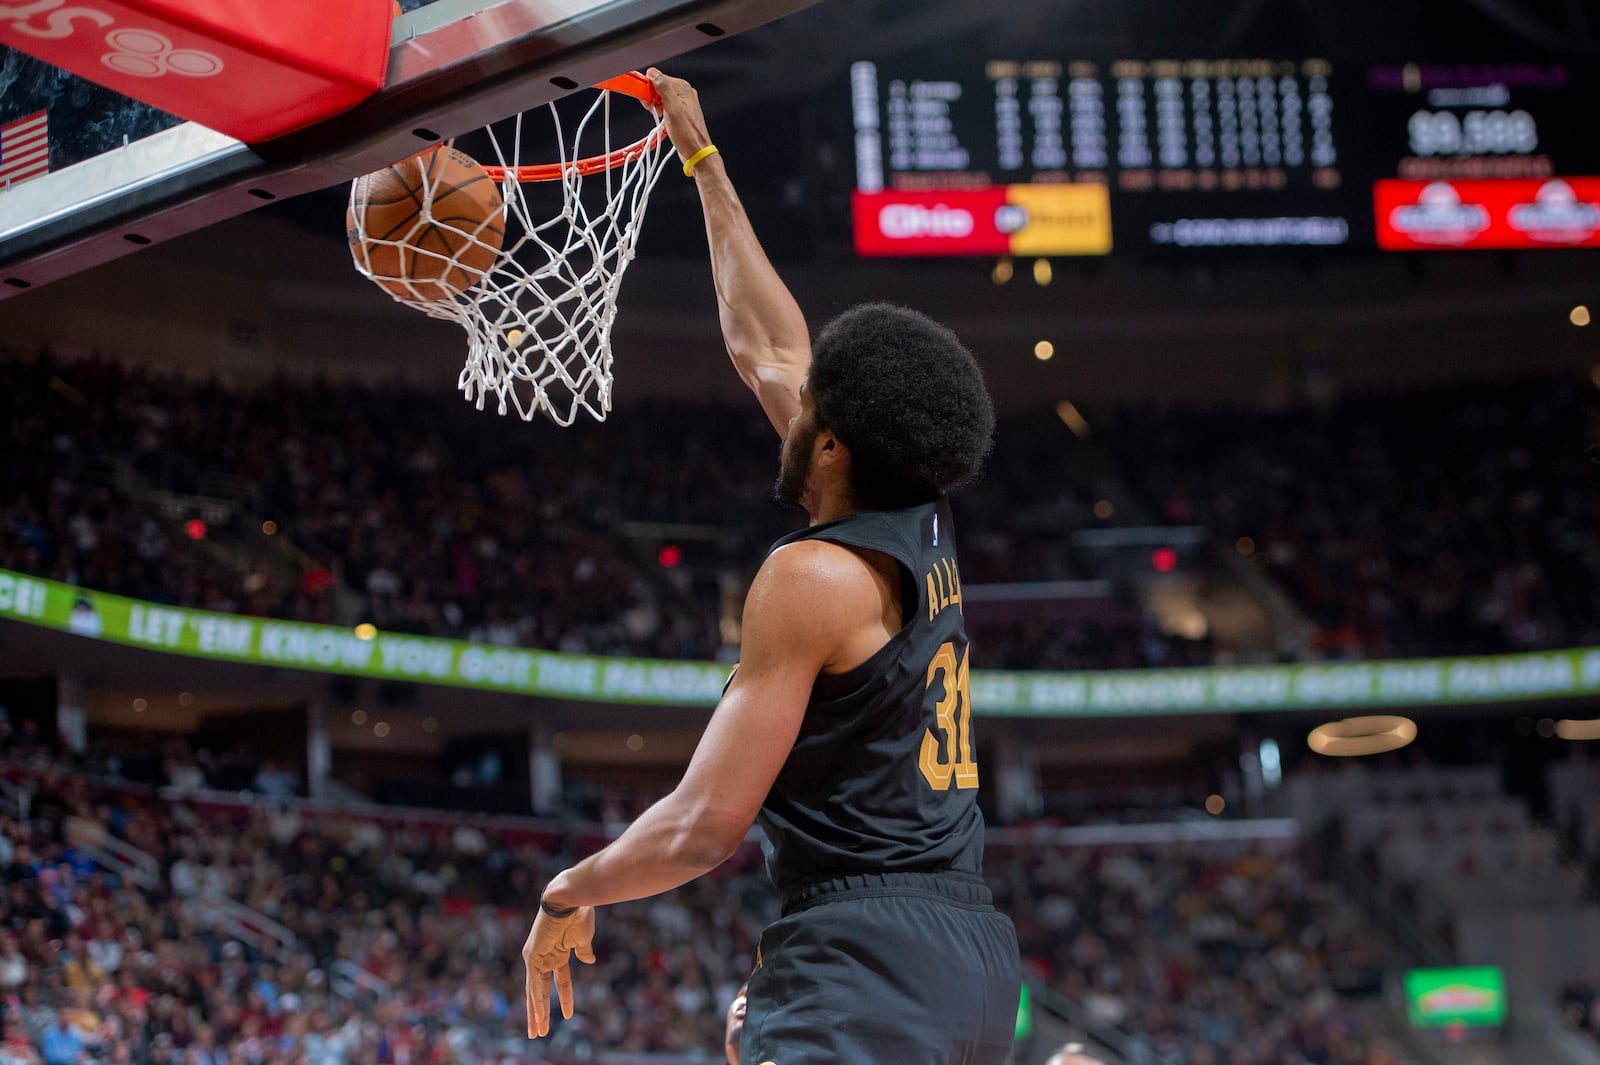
[683,144,720,177]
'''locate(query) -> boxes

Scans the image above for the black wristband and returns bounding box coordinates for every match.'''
[540,896,578,919]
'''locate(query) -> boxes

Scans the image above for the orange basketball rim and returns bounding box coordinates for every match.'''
[483,72,664,183]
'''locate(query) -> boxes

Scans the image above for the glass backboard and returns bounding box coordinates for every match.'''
[0,0,821,297]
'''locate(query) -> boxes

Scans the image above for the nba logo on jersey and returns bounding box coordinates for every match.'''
[932,514,939,546]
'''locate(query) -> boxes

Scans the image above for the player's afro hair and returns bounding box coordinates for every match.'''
[808,303,994,510]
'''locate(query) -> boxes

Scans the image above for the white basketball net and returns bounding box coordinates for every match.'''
[348,90,673,425]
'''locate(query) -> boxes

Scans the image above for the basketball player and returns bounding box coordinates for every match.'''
[522,70,1021,1064]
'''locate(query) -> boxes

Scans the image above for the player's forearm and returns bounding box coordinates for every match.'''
[539,791,744,909]
[691,156,810,419]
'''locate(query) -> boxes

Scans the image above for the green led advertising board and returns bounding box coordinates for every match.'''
[5,569,1600,714]
[1404,967,1507,1029]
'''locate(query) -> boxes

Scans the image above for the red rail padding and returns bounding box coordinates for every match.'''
[0,0,393,144]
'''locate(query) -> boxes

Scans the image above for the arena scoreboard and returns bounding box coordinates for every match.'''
[848,59,1600,255]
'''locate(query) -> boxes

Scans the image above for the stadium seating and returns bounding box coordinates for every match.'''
[988,837,1397,1065]
[1100,377,1600,660]
[1,750,1415,1065]
[7,349,1596,670]
[0,756,763,1065]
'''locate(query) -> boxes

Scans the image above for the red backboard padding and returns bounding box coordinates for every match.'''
[0,1,393,144]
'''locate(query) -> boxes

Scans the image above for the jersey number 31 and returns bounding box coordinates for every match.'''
[919,642,978,790]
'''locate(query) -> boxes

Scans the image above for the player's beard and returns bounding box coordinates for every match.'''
[773,420,817,509]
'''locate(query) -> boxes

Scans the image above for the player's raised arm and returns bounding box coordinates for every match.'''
[648,69,810,437]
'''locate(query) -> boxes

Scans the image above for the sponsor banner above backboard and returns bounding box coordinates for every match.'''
[852,185,1111,257]
[1374,177,1600,250]
[0,0,392,144]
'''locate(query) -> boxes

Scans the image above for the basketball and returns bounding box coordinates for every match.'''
[347,146,506,302]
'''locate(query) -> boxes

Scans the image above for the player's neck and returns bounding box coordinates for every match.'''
[806,484,860,525]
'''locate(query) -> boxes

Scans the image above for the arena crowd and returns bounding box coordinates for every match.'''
[0,742,1416,1065]
[3,351,1597,670]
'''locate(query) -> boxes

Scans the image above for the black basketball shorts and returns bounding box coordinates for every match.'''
[741,871,1021,1065]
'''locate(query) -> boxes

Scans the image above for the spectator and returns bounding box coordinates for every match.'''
[0,933,27,991]
[37,1011,82,1065]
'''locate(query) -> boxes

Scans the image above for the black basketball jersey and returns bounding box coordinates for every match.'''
[755,497,985,892]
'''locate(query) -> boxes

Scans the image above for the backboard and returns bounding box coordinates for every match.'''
[0,0,822,299]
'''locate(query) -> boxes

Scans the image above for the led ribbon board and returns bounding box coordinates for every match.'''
[6,570,1600,714]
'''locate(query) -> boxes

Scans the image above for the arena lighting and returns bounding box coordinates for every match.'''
[351,710,367,725]
[1308,715,1418,757]
[1151,547,1178,572]
[1573,305,1592,327]
[1236,536,1256,556]
[1093,499,1114,519]
[261,520,278,536]
[1259,738,1283,787]
[991,258,1013,285]
[373,722,391,738]
[185,518,207,540]
[658,544,683,568]
[132,698,147,712]
[1555,719,1600,740]
[627,733,645,752]
[1033,258,1053,286]
[354,622,378,640]
[1034,340,1055,361]
[1055,401,1091,438]
[1204,794,1225,815]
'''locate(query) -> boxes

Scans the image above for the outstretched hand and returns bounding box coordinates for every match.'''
[646,68,715,165]
[522,904,596,1038]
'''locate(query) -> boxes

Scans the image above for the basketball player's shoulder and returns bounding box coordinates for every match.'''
[762,538,884,599]
[744,541,879,664]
